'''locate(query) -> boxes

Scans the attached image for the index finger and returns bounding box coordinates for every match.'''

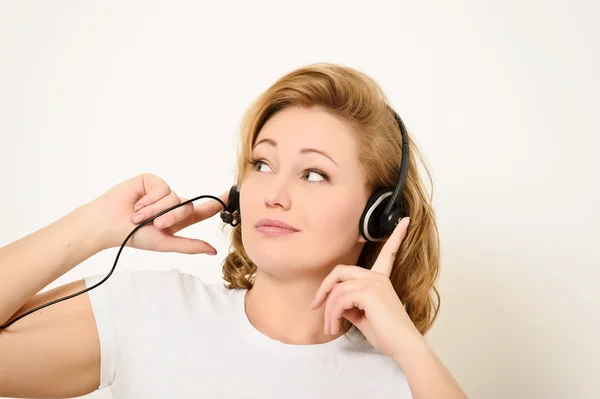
[169,190,230,233]
[370,217,410,276]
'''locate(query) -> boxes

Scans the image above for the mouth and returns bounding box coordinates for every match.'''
[255,218,299,236]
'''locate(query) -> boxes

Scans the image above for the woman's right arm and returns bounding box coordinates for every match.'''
[0,201,106,398]
[0,173,226,398]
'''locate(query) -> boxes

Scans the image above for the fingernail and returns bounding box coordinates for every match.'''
[155,218,165,228]
[133,214,145,223]
[207,250,217,256]
[134,203,143,212]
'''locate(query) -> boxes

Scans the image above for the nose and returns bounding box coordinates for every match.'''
[264,176,292,210]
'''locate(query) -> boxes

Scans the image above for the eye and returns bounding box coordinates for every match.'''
[249,159,272,173]
[303,169,329,183]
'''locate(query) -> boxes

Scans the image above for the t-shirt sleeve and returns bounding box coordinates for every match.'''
[83,268,185,390]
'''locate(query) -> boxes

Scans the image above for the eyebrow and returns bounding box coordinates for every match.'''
[252,138,338,167]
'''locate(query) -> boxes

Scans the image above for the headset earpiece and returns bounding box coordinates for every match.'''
[359,188,393,242]
[359,188,408,242]
[220,185,241,227]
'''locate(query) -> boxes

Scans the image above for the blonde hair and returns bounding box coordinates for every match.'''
[221,63,441,335]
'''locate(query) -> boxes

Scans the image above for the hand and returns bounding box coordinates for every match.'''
[89,173,229,254]
[311,217,424,359]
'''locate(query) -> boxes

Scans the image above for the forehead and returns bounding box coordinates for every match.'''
[254,106,359,158]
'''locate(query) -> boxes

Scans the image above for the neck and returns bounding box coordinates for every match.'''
[243,242,366,345]
[244,267,347,345]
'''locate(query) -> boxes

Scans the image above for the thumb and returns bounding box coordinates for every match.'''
[158,235,217,255]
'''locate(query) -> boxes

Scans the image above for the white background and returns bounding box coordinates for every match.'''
[1,1,598,398]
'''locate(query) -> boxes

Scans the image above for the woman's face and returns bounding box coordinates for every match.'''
[240,106,369,278]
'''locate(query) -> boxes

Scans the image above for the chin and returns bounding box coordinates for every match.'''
[245,237,299,267]
[243,234,323,277]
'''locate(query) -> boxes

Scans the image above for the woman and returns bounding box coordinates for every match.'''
[0,63,467,398]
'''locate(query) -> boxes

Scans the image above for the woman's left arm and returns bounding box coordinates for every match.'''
[311,217,468,399]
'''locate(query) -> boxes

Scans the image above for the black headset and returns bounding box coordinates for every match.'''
[219,107,410,243]
[0,107,409,330]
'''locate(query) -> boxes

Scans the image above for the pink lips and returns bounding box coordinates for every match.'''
[255,218,299,236]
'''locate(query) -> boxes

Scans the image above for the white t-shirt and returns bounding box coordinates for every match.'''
[84,268,413,398]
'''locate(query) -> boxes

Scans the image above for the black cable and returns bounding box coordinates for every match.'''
[0,194,226,330]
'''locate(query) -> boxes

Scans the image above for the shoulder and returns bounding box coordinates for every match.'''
[84,268,242,316]
[86,267,230,293]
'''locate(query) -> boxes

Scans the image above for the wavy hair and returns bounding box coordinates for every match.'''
[221,63,441,335]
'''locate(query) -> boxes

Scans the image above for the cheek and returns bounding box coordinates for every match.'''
[308,197,364,239]
[239,181,260,218]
